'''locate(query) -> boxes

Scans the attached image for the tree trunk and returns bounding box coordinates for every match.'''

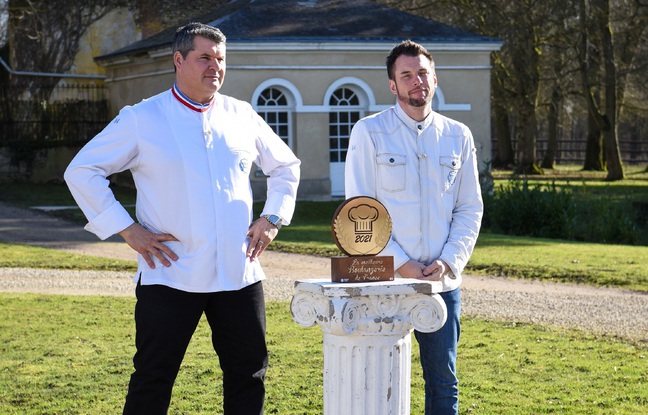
[492,109,513,168]
[582,111,604,170]
[598,0,625,181]
[515,106,542,174]
[604,126,625,180]
[491,73,513,168]
[541,86,560,169]
[578,0,606,172]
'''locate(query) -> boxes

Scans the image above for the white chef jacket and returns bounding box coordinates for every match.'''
[345,103,482,292]
[65,88,300,293]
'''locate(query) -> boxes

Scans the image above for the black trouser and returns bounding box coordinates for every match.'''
[122,281,268,415]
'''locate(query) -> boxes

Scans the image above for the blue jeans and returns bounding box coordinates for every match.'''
[414,288,461,415]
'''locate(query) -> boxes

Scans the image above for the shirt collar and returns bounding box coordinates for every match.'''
[172,84,214,112]
[394,102,434,133]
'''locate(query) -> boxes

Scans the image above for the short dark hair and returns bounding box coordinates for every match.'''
[386,40,434,80]
[172,22,226,59]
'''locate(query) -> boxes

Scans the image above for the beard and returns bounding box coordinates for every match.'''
[395,84,432,108]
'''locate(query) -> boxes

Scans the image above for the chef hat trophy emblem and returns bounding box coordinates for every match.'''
[331,196,394,283]
[349,204,378,233]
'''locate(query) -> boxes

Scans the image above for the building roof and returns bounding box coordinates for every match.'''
[96,0,500,62]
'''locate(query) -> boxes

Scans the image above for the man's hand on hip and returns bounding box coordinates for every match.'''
[119,223,179,269]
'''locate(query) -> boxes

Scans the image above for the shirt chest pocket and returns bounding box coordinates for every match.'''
[377,153,406,192]
[440,155,462,193]
[230,148,255,176]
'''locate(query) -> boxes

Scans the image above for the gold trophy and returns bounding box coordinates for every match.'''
[330,196,394,283]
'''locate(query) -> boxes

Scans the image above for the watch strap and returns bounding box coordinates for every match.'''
[262,214,282,229]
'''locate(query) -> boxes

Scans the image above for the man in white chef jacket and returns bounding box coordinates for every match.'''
[345,40,483,415]
[65,22,300,415]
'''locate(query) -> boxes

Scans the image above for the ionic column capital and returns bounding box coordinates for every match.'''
[291,279,447,336]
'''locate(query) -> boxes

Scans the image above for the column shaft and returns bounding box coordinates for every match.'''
[323,333,412,415]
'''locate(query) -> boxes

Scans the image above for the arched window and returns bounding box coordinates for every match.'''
[256,87,293,148]
[329,87,363,163]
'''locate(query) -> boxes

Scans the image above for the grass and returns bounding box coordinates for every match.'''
[0,242,136,271]
[0,175,647,413]
[491,163,648,183]
[490,174,648,210]
[490,164,648,212]
[1,182,646,292]
[0,294,645,414]
[469,234,648,292]
[2,233,646,292]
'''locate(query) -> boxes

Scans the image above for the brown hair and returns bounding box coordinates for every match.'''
[173,22,226,59]
[386,40,434,80]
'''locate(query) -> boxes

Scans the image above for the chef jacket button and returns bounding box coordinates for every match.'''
[389,158,395,163]
[452,161,456,166]
[417,125,423,130]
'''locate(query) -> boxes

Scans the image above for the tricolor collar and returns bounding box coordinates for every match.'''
[172,84,214,112]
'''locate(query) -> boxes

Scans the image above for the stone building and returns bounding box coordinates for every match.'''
[95,0,502,199]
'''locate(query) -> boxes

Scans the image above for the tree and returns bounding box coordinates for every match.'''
[6,0,131,99]
[385,0,648,178]
[2,0,231,177]
[576,0,648,180]
[540,81,561,169]
[494,1,543,175]
[597,0,624,179]
[578,0,606,171]
[491,75,514,168]
[2,0,131,175]
[383,0,573,174]
[4,0,229,100]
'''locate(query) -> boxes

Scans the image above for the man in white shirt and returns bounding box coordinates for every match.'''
[65,23,300,415]
[345,40,483,415]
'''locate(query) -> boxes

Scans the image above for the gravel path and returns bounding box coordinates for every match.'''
[1,202,646,345]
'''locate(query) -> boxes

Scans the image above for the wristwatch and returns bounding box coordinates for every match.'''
[262,214,282,230]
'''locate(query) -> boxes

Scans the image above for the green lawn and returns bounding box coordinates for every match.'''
[2,180,646,292]
[0,295,645,414]
[0,178,647,414]
[470,233,648,291]
[2,231,646,293]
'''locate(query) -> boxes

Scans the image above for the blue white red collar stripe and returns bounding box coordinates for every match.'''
[172,84,214,112]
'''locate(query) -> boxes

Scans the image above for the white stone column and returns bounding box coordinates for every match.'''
[291,279,447,415]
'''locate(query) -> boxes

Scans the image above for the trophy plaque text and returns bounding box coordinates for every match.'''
[331,196,394,283]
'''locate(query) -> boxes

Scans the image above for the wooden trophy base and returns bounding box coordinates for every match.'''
[331,255,394,283]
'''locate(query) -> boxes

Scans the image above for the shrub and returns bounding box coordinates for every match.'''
[482,180,639,245]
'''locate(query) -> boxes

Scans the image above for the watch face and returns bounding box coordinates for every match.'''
[266,215,281,228]
[331,196,392,256]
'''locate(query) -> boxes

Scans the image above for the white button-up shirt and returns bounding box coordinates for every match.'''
[65,88,300,293]
[345,103,482,292]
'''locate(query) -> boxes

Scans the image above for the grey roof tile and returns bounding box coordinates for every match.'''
[97,0,499,61]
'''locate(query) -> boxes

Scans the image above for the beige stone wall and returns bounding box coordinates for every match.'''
[72,8,141,77]
[21,5,498,196]
[100,44,495,199]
